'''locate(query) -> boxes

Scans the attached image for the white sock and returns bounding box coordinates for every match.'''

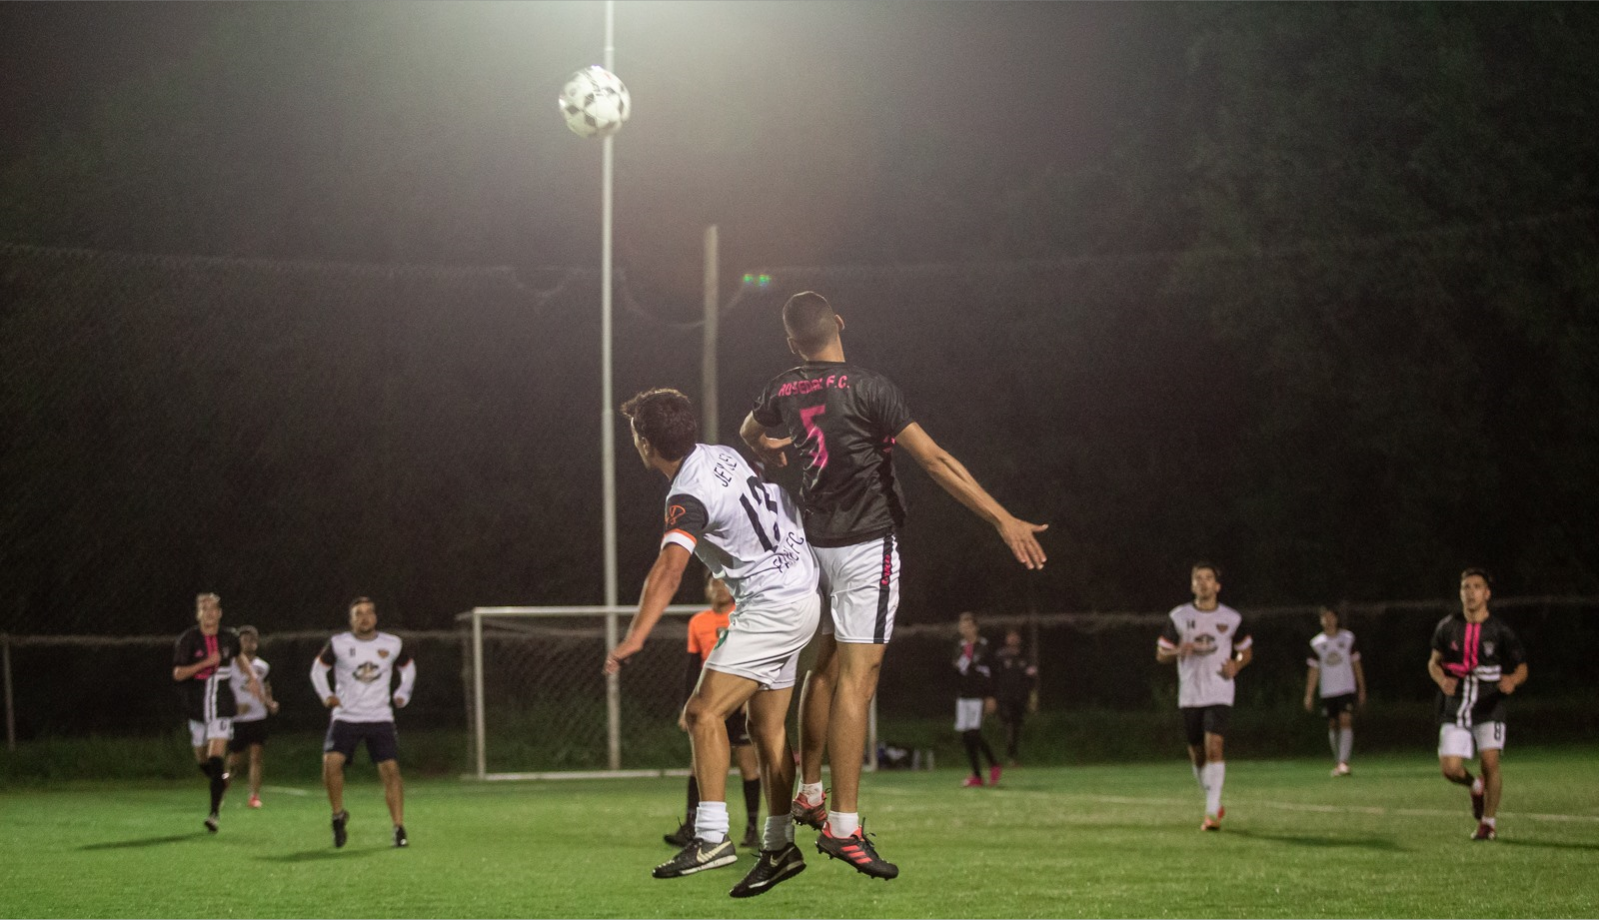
[1471,776,1485,795]
[694,801,729,844]
[828,810,859,837]
[1337,728,1353,765]
[763,815,789,851]
[1483,816,1496,828]
[798,782,824,806]
[1201,762,1225,816]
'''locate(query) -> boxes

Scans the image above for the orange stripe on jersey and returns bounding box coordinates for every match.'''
[664,528,697,545]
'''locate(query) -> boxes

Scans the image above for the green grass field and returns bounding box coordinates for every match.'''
[3,747,1596,919]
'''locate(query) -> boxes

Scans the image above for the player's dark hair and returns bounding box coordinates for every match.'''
[782,291,840,354]
[238,625,259,638]
[196,592,220,607]
[1318,606,1338,622]
[620,388,697,461]
[1191,561,1222,580]
[1460,566,1494,588]
[348,596,375,611]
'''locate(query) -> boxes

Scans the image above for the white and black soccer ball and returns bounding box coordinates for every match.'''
[559,66,630,139]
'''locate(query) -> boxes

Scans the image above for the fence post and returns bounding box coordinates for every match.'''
[472,612,486,780]
[3,634,14,751]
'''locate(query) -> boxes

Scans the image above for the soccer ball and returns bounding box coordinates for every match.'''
[559,66,630,138]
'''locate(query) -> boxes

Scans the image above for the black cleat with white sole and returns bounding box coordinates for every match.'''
[653,837,737,879]
[332,810,349,849]
[729,843,806,898]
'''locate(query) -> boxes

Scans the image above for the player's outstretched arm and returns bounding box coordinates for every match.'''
[895,423,1047,570]
[739,412,792,469]
[605,543,693,674]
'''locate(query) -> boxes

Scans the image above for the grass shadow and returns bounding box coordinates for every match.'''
[257,848,382,863]
[1223,828,1407,852]
[79,834,199,851]
[1496,838,1599,852]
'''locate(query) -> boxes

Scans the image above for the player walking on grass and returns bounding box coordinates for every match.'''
[311,597,416,849]
[607,388,820,898]
[953,612,1001,788]
[664,574,764,851]
[173,593,262,833]
[741,291,1048,880]
[1303,606,1365,777]
[1428,567,1528,841]
[993,628,1038,766]
[227,625,280,808]
[1155,562,1252,831]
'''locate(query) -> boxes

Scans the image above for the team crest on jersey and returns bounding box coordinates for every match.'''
[354,662,382,683]
[665,504,688,528]
[1325,651,1344,666]
[1483,641,1495,656]
[378,649,390,659]
[1217,624,1229,633]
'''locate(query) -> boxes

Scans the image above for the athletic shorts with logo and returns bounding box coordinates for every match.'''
[1181,705,1231,747]
[228,718,270,752]
[188,718,233,748]
[955,698,986,732]
[1321,693,1358,720]
[324,719,400,764]
[1438,721,1506,758]
[815,536,901,645]
[704,593,822,690]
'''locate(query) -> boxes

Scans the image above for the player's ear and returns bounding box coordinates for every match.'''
[786,335,803,357]
[835,314,845,335]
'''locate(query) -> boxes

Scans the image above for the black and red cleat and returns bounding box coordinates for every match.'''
[816,821,898,880]
[1471,822,1497,841]
[790,791,827,830]
[1470,784,1486,822]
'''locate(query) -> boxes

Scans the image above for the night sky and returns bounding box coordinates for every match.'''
[3,2,1598,635]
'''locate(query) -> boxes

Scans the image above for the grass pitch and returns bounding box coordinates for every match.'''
[2,747,1596,918]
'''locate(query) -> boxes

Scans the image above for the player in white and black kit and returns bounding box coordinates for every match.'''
[227,625,280,808]
[607,388,820,898]
[172,592,261,834]
[740,291,1047,879]
[1303,607,1365,777]
[311,597,416,849]
[1427,568,1528,841]
[1155,563,1252,831]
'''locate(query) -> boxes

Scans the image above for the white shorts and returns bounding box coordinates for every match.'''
[704,592,821,691]
[955,698,985,732]
[815,535,901,644]
[1438,722,1506,758]
[188,718,233,748]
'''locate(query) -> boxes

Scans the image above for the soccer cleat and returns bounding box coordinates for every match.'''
[1471,822,1497,841]
[1201,816,1222,831]
[729,843,807,898]
[1331,763,1352,777]
[740,825,760,850]
[989,764,1003,786]
[960,775,984,788]
[204,813,219,834]
[653,837,738,878]
[816,821,898,880]
[331,810,349,849]
[790,790,827,830]
[663,819,694,848]
[1470,783,1486,821]
[393,825,408,848]
[248,794,263,809]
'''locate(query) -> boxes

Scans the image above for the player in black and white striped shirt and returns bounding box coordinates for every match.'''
[171,593,261,833]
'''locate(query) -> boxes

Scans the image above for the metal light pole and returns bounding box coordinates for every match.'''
[600,0,622,772]
[702,225,719,440]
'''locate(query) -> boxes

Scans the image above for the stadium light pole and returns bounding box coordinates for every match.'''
[599,0,623,772]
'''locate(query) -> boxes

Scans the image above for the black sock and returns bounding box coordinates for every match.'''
[206,756,225,814]
[962,731,983,777]
[742,778,761,829]
[979,735,999,768]
[685,775,700,822]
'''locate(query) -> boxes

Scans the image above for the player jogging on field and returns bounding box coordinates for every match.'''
[607,388,820,898]
[311,597,416,849]
[172,592,262,834]
[1155,562,1252,831]
[1428,567,1528,841]
[741,291,1047,879]
[227,625,280,808]
[1304,606,1365,777]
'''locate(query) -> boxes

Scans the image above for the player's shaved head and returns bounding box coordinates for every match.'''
[782,291,841,354]
[621,387,697,461]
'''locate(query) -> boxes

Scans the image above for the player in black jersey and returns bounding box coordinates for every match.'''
[171,593,261,833]
[741,291,1047,878]
[1426,568,1528,841]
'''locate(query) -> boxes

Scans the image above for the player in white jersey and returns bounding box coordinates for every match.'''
[1303,607,1366,777]
[607,388,820,899]
[227,625,280,808]
[1155,562,1252,831]
[311,597,416,849]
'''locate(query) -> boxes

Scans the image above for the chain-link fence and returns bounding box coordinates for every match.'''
[9,596,1594,772]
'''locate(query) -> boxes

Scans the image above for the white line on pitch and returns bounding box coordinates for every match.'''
[258,785,310,797]
[1020,790,1599,824]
